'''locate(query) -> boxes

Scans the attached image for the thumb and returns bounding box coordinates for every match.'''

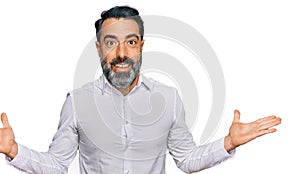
[1,113,11,128]
[233,109,240,123]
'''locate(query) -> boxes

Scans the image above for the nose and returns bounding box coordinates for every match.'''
[116,42,127,58]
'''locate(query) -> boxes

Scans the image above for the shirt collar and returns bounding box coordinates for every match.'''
[97,74,154,92]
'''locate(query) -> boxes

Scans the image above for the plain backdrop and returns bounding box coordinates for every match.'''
[1,0,299,173]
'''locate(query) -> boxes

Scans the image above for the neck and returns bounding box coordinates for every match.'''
[117,74,140,96]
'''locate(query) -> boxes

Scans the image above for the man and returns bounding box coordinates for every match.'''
[0,6,281,174]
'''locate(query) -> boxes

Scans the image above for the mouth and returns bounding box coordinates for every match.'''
[113,63,132,72]
[115,63,130,68]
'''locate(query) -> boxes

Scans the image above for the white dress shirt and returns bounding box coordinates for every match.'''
[7,74,234,174]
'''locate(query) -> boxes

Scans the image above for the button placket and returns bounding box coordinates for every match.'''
[123,97,133,174]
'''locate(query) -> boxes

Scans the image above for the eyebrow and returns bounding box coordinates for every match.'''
[103,34,117,41]
[125,34,139,40]
[103,34,140,41]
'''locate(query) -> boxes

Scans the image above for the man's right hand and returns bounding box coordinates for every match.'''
[0,113,18,159]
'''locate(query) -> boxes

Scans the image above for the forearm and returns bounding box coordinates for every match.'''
[4,94,78,173]
[7,144,67,174]
[177,138,235,173]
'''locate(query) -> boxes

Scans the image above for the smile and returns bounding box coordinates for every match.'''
[114,63,131,68]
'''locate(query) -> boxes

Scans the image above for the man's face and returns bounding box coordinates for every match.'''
[96,18,144,89]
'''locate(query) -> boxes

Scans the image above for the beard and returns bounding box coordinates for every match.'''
[101,56,142,89]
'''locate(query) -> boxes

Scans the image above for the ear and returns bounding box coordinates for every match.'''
[95,41,102,57]
[140,39,145,52]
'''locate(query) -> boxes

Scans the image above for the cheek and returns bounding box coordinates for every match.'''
[101,44,117,56]
[102,50,116,63]
[128,48,142,60]
[102,58,112,68]
[103,50,116,58]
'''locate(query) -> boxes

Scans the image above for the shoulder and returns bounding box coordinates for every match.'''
[142,75,180,98]
[66,79,101,97]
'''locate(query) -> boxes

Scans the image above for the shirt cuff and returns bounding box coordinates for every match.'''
[213,137,236,162]
[5,143,27,166]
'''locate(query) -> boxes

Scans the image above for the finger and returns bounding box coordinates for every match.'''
[256,115,277,123]
[233,109,240,123]
[1,112,11,128]
[258,128,277,137]
[258,117,281,131]
[257,116,281,127]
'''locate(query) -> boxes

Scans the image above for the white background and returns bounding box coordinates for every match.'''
[0,0,299,173]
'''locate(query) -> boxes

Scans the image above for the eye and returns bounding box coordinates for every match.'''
[105,40,117,47]
[127,40,137,45]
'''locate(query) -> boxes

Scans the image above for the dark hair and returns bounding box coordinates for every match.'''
[94,6,144,41]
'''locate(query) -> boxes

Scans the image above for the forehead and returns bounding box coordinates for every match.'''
[101,18,139,39]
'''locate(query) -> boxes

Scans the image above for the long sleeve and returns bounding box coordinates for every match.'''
[6,94,79,174]
[167,91,235,173]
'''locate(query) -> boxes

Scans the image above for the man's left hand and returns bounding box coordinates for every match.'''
[224,110,281,152]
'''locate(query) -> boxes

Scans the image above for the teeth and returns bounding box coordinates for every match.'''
[115,63,130,68]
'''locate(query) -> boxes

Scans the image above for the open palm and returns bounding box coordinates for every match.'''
[225,110,281,151]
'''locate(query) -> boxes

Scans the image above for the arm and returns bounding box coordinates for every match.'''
[0,94,79,173]
[167,92,234,173]
[168,92,282,173]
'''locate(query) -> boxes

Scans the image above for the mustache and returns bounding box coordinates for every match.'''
[110,57,135,66]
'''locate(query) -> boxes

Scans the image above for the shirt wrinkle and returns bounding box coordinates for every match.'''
[7,74,234,174]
